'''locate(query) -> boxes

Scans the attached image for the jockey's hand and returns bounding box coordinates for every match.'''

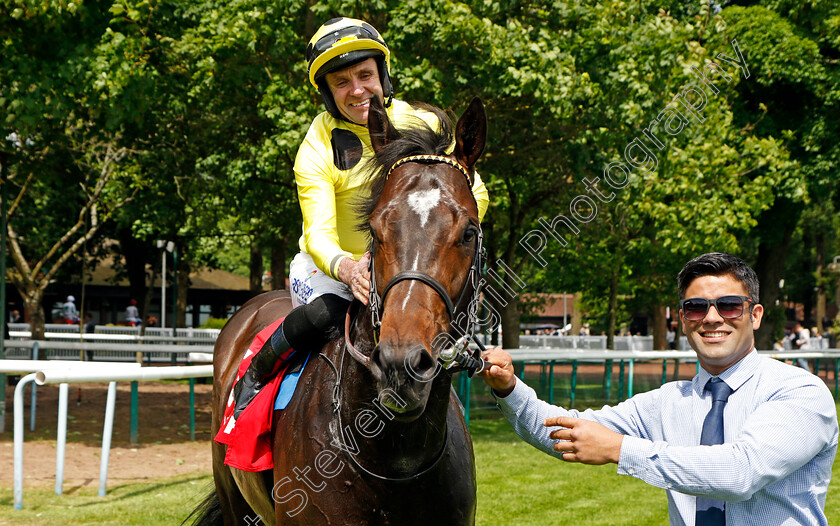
[478,347,516,397]
[337,252,371,305]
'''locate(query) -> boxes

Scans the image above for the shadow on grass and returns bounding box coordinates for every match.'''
[0,474,211,509]
[62,478,95,495]
[65,473,211,507]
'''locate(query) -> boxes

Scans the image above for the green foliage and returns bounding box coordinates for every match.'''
[199,316,227,329]
[2,0,837,337]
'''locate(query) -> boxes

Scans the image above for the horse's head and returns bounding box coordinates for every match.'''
[359,96,486,422]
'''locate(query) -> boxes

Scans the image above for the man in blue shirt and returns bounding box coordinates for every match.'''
[480,252,838,525]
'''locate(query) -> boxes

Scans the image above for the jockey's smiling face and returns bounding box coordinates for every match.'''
[324,58,383,125]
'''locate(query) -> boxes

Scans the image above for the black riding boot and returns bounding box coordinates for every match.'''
[232,324,293,419]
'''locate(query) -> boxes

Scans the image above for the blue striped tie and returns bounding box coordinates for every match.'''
[696,377,732,525]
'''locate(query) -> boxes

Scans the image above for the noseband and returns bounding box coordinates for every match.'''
[344,154,487,372]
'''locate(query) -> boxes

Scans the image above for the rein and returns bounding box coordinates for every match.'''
[322,341,450,483]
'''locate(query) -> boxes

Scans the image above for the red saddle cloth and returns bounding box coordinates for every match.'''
[214,317,292,472]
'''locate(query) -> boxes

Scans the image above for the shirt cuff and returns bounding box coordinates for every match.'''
[328,254,351,281]
[617,434,651,478]
[492,378,532,415]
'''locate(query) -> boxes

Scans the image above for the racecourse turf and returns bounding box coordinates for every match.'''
[1,404,839,525]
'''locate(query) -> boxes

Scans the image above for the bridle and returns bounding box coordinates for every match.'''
[329,154,488,483]
[344,154,488,375]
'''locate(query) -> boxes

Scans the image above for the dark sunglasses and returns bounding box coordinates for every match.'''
[679,295,754,321]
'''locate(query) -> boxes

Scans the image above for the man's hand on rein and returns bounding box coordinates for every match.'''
[478,347,516,397]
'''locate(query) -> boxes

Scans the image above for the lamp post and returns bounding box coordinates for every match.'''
[156,240,174,330]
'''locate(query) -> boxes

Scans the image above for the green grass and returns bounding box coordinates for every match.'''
[472,417,669,525]
[2,403,840,524]
[0,473,212,525]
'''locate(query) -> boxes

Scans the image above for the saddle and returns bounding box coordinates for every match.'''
[214,318,310,471]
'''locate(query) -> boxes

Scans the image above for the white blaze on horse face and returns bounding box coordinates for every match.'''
[401,253,421,311]
[407,188,441,228]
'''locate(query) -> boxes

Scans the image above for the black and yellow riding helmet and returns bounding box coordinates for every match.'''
[305,17,394,121]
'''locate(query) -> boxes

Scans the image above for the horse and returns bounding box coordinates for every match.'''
[187,95,488,525]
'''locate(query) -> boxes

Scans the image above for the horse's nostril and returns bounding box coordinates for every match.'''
[370,346,384,377]
[405,346,436,381]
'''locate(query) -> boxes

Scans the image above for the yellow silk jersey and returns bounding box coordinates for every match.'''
[294,99,490,280]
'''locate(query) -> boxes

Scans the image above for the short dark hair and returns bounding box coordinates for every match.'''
[677,252,759,301]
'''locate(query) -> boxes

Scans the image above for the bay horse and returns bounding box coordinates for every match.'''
[187,96,487,525]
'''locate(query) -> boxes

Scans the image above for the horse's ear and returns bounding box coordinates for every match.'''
[368,95,399,154]
[454,97,487,183]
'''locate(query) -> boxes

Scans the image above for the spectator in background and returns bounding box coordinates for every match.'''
[792,321,812,373]
[9,309,22,323]
[83,312,96,334]
[125,299,142,326]
[62,295,79,324]
[666,324,676,350]
[83,312,96,360]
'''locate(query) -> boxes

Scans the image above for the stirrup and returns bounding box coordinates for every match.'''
[233,371,264,419]
[232,325,293,418]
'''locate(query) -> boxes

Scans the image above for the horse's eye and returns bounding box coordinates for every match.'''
[462,227,477,244]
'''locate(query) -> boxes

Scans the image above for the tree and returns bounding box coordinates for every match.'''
[712,3,840,347]
[0,1,141,338]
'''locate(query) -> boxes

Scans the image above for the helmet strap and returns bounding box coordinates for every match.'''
[316,78,346,121]
[375,56,394,108]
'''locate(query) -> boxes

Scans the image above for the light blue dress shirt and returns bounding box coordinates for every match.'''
[496,350,838,525]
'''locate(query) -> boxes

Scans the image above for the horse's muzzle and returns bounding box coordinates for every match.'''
[370,343,437,417]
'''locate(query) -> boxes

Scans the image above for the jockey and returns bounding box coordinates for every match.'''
[232,17,490,417]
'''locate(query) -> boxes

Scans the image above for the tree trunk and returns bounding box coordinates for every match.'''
[570,294,582,336]
[119,229,149,309]
[652,304,667,350]
[249,240,263,296]
[754,201,799,350]
[606,266,619,350]
[835,274,840,338]
[500,300,520,349]
[675,313,684,350]
[22,289,45,342]
[815,233,826,333]
[271,239,287,290]
[177,256,189,328]
[141,255,159,334]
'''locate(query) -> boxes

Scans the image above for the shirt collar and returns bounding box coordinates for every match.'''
[693,348,760,396]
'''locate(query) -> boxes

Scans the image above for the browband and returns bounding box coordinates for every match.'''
[386,155,471,184]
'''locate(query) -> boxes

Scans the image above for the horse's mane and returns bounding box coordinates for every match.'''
[356,102,454,234]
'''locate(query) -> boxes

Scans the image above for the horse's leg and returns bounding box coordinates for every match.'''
[209,291,294,525]
[212,442,256,524]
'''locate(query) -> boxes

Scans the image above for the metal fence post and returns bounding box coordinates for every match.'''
[98,381,117,497]
[55,383,68,495]
[29,343,38,431]
[130,381,138,444]
[189,377,196,441]
[661,359,668,386]
[618,360,625,402]
[548,360,555,406]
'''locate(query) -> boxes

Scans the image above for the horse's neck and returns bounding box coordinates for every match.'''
[334,308,451,478]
